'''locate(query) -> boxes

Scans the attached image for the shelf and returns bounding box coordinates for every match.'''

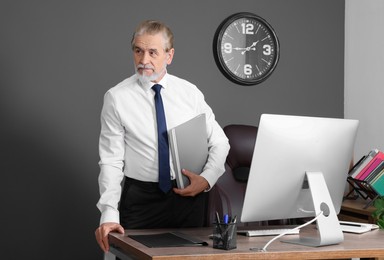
[339,198,376,224]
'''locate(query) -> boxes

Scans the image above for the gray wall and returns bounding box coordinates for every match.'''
[345,0,384,159]
[0,0,344,259]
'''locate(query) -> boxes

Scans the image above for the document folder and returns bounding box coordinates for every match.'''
[168,114,208,189]
[129,232,208,247]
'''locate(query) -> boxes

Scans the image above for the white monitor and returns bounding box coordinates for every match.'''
[241,114,359,247]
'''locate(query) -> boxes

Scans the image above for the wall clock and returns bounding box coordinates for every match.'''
[213,12,280,86]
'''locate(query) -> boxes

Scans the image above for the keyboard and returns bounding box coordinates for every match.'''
[238,228,299,237]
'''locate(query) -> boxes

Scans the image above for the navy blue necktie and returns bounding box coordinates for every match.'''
[152,84,171,193]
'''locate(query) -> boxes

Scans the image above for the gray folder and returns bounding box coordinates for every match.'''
[168,114,208,189]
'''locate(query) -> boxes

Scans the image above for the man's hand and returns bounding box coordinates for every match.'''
[95,222,124,253]
[173,169,210,196]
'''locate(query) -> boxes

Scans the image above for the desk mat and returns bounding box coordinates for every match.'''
[129,231,208,248]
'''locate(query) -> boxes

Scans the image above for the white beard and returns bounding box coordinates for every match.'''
[135,63,167,85]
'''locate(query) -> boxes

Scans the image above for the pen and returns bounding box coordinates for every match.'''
[215,211,221,224]
[215,211,223,239]
[223,214,229,224]
[221,214,233,236]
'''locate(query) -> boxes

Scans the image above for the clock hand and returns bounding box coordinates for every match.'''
[233,41,259,54]
[241,41,259,55]
[241,47,257,55]
[233,47,247,51]
[248,41,259,48]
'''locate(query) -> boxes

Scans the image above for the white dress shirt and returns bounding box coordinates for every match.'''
[97,73,230,224]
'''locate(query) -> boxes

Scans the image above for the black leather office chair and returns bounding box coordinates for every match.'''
[206,124,292,227]
[206,124,259,226]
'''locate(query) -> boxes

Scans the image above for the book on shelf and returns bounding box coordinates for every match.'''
[365,161,384,183]
[348,148,384,197]
[371,168,384,196]
[369,164,384,184]
[168,114,208,189]
[348,155,368,176]
[349,149,378,178]
[355,151,384,180]
[356,151,384,180]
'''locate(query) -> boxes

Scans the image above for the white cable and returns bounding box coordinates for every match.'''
[250,210,324,252]
[298,208,315,214]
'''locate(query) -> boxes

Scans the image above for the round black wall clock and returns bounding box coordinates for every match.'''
[213,12,280,86]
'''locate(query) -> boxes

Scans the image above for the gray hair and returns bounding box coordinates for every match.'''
[131,20,174,52]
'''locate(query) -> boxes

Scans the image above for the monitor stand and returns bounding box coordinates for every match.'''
[282,171,344,247]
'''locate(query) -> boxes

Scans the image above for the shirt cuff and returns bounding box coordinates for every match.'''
[100,207,120,225]
[200,169,221,192]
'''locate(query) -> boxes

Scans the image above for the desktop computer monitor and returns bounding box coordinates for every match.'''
[241,114,359,247]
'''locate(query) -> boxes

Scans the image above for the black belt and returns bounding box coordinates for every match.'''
[125,177,177,189]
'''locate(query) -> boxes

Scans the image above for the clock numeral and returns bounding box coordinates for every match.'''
[241,23,254,34]
[263,44,272,55]
[244,64,252,75]
[223,42,232,54]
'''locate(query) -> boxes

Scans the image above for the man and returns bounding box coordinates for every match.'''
[95,20,230,253]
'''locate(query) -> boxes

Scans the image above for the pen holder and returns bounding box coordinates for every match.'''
[212,222,237,250]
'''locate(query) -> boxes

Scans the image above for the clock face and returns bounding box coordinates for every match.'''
[213,13,280,85]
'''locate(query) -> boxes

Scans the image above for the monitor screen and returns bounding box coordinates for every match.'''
[241,114,359,246]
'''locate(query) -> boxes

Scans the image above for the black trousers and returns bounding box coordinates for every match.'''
[119,177,207,229]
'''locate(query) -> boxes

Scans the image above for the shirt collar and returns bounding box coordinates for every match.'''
[155,73,168,89]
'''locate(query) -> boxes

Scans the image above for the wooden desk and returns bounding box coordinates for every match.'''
[109,226,384,260]
[339,198,376,223]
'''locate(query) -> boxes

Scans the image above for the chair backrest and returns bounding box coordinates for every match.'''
[205,124,302,227]
[206,124,258,226]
